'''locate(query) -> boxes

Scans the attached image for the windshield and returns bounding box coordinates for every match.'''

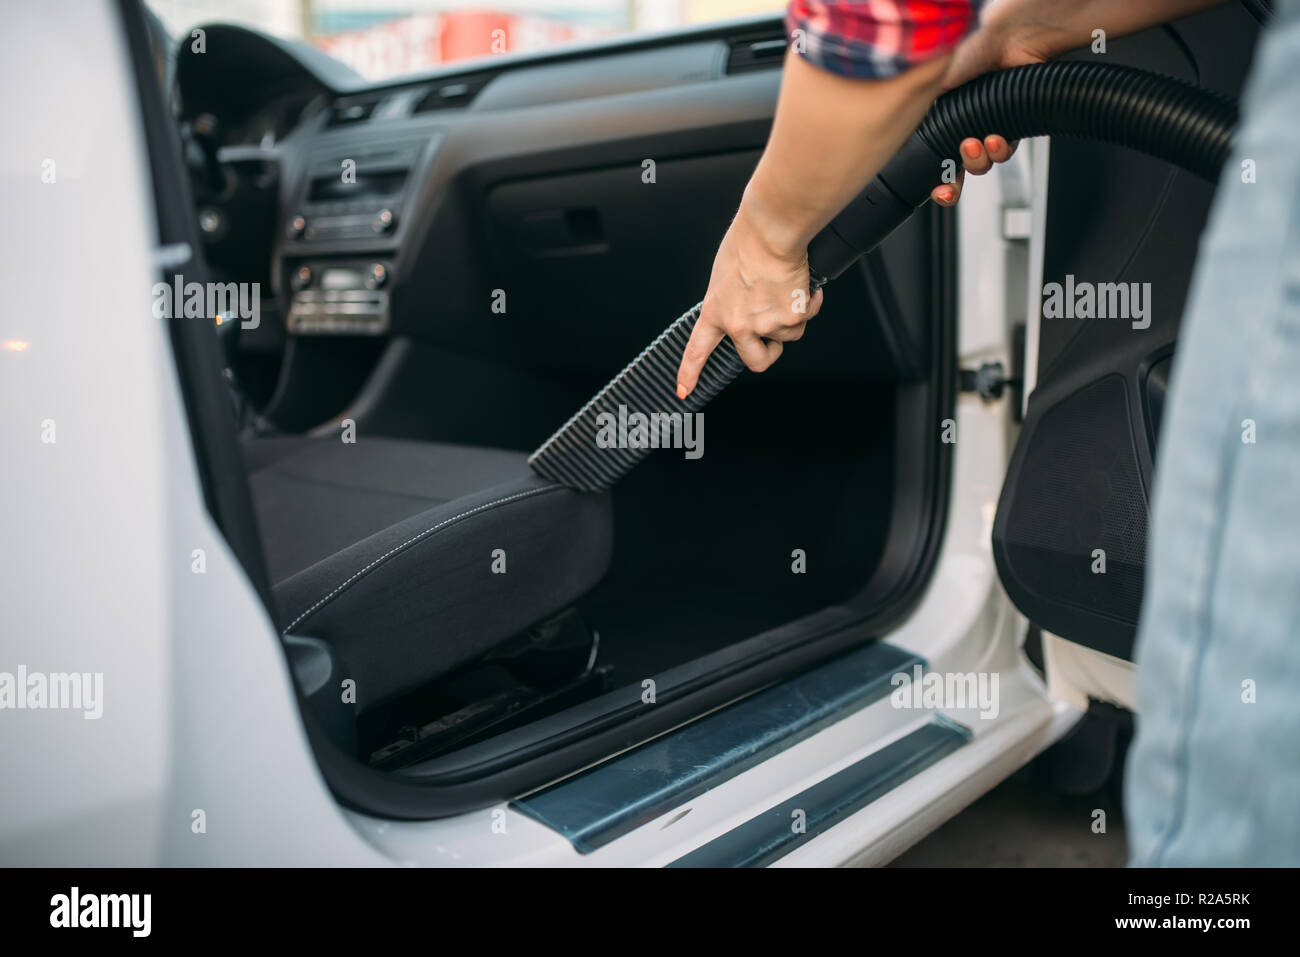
[147,0,783,81]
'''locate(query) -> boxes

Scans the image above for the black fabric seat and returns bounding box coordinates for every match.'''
[243,435,612,712]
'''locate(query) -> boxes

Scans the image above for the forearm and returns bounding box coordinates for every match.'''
[742,0,1227,258]
[977,0,1227,70]
[981,0,1227,61]
[740,49,952,260]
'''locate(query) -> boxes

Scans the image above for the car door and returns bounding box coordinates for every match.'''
[992,1,1267,662]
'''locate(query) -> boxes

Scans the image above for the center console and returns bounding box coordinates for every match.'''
[278,133,442,336]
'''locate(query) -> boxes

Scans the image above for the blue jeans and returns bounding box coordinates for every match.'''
[1126,0,1300,866]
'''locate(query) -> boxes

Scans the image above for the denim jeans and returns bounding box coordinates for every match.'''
[1125,0,1300,866]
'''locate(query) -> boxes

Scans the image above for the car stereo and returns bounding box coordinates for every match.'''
[284,141,421,243]
[285,260,391,335]
[284,130,446,245]
[279,134,442,334]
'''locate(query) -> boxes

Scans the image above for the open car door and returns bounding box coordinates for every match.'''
[992,1,1267,662]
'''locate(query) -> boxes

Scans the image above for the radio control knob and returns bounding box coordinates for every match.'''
[374,208,396,233]
[291,265,312,291]
[365,263,388,289]
[287,214,307,239]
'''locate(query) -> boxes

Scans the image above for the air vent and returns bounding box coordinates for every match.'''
[726,32,788,74]
[413,73,495,113]
[327,97,382,127]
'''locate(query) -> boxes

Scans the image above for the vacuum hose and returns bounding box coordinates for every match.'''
[529,61,1237,492]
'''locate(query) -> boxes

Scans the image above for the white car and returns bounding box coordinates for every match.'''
[0,0,1265,866]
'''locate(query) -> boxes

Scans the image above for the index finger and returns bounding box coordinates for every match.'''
[676,312,725,399]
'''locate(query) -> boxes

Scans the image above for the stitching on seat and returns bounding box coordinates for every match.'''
[282,484,560,635]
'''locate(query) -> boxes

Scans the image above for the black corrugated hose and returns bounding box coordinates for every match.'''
[529,61,1237,492]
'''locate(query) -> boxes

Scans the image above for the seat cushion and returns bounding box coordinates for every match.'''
[245,435,612,711]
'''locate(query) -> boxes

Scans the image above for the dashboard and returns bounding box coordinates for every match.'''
[169,17,799,430]
[172,21,770,344]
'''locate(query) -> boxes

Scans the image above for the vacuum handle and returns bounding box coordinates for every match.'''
[807,132,948,283]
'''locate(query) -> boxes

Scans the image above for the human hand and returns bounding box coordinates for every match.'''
[675,196,824,398]
[930,134,1020,206]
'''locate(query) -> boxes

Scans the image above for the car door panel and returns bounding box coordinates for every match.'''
[992,2,1266,661]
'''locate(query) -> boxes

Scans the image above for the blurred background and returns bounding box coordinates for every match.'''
[149,0,785,79]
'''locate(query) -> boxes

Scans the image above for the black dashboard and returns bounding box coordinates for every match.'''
[174,19,782,330]
[170,18,838,427]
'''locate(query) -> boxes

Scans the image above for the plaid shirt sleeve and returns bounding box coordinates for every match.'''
[786,0,984,80]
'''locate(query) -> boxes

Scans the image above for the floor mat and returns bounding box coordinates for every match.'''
[578,379,896,682]
[581,581,798,682]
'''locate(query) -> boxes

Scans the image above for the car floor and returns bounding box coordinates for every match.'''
[577,378,897,684]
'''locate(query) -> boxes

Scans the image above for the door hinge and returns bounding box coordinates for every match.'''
[959,360,1021,401]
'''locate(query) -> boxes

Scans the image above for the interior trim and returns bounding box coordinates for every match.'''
[512,642,922,853]
[668,716,971,868]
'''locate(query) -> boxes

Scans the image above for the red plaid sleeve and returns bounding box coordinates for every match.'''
[786,0,983,79]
